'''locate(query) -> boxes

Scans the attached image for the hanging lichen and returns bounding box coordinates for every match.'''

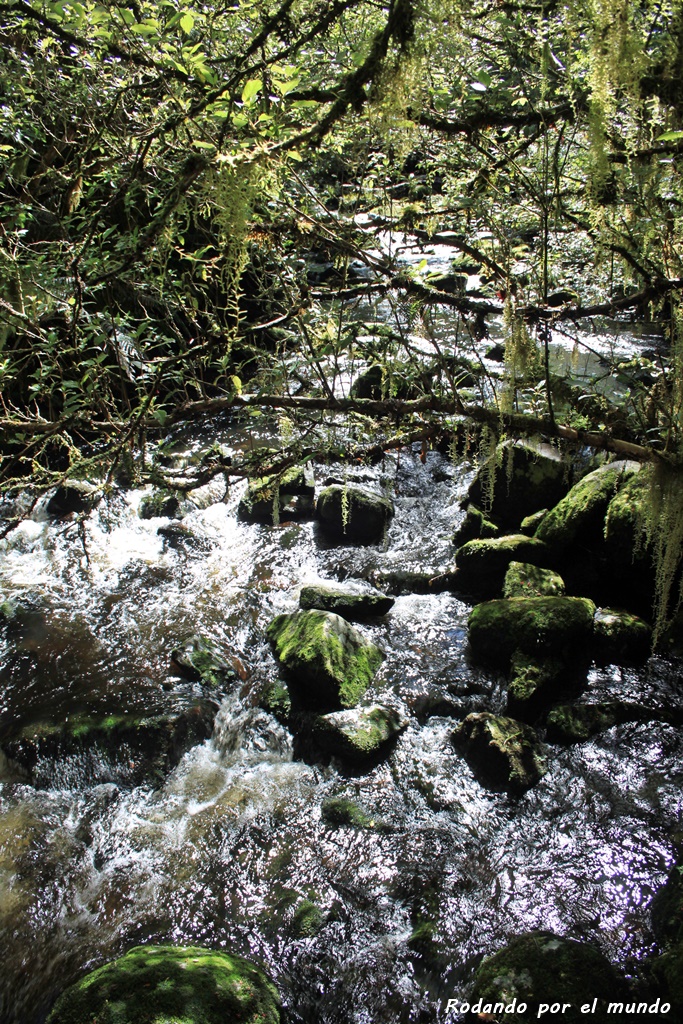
[477,424,500,512]
[502,298,539,414]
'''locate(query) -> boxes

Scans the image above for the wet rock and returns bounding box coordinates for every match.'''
[506,651,566,720]
[520,508,548,535]
[267,609,383,710]
[238,465,315,524]
[46,481,101,516]
[452,712,547,793]
[467,439,569,527]
[468,596,595,666]
[545,700,683,742]
[485,342,506,361]
[157,522,213,551]
[299,582,394,618]
[259,680,292,724]
[652,858,683,947]
[1,704,216,788]
[350,364,387,400]
[503,561,565,599]
[604,469,656,607]
[453,505,499,546]
[593,607,651,664]
[424,271,467,294]
[469,931,626,1022]
[291,898,325,938]
[455,535,552,597]
[139,487,191,520]
[310,704,407,762]
[536,460,640,552]
[316,484,394,543]
[170,635,239,689]
[321,796,388,830]
[46,944,281,1024]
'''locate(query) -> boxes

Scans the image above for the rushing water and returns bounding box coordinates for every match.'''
[1,436,681,1024]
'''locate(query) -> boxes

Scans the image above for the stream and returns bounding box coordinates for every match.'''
[1,250,681,1023]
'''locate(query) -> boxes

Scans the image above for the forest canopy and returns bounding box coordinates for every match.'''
[1,0,683,501]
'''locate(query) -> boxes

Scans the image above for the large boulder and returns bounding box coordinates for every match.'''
[503,561,565,599]
[46,944,281,1024]
[536,460,640,552]
[452,712,547,793]
[466,440,569,527]
[309,704,407,762]
[46,481,101,516]
[266,610,383,710]
[316,485,394,543]
[603,468,656,609]
[453,505,499,547]
[299,582,394,619]
[469,931,626,1022]
[238,465,315,524]
[455,535,551,597]
[506,652,566,720]
[468,596,596,666]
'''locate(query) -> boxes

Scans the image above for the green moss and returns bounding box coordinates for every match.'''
[171,636,237,689]
[536,461,638,550]
[455,535,551,596]
[546,703,619,742]
[470,931,625,1022]
[507,651,564,716]
[266,610,383,709]
[291,899,324,938]
[299,584,394,619]
[316,485,394,543]
[259,681,292,723]
[46,944,281,1024]
[452,712,547,792]
[503,561,565,598]
[320,796,387,830]
[468,596,595,666]
[592,607,651,663]
[520,509,548,535]
[139,489,185,520]
[312,705,406,761]
[453,506,499,546]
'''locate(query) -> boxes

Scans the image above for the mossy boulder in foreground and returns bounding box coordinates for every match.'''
[267,610,383,710]
[506,651,566,719]
[46,944,281,1024]
[468,597,595,666]
[237,465,315,523]
[310,704,407,762]
[452,712,547,793]
[316,484,394,543]
[469,931,625,1022]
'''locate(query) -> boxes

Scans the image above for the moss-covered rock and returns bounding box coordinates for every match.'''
[266,610,383,710]
[546,700,682,742]
[506,651,565,720]
[310,704,407,762]
[452,712,547,793]
[467,440,569,527]
[291,899,325,938]
[536,460,639,551]
[469,931,625,1022]
[139,488,190,520]
[503,561,565,599]
[520,508,548,535]
[299,583,394,618]
[316,485,394,543]
[603,467,652,578]
[453,506,500,546]
[46,944,281,1024]
[468,597,595,666]
[592,608,651,664]
[237,466,315,524]
[259,681,292,724]
[171,635,239,689]
[321,796,388,830]
[46,481,101,516]
[455,535,551,597]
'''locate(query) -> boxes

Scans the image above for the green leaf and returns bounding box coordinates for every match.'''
[179,12,194,34]
[656,131,683,142]
[241,78,262,104]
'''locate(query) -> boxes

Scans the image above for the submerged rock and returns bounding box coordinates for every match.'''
[170,635,239,689]
[310,704,407,762]
[545,700,682,743]
[321,796,388,830]
[452,712,547,793]
[592,607,651,664]
[2,704,216,788]
[455,535,551,596]
[536,460,639,551]
[468,596,595,666]
[267,610,383,710]
[316,484,394,543]
[46,944,281,1024]
[503,561,565,599]
[46,481,101,516]
[238,465,315,524]
[299,582,394,618]
[466,439,569,527]
[506,651,566,720]
[470,931,625,1022]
